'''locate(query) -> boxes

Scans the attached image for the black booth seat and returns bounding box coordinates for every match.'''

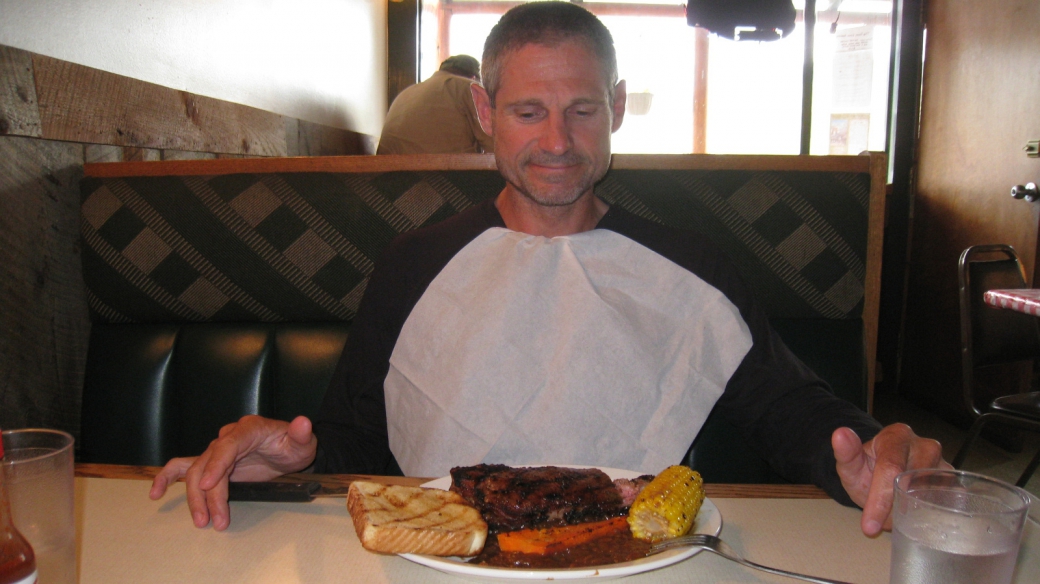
[78,318,864,484]
[79,323,348,466]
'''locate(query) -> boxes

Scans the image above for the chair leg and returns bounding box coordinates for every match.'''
[1016,447,1040,487]
[952,415,991,469]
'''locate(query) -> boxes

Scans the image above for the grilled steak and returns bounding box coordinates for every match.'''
[449,464,628,533]
[613,475,654,506]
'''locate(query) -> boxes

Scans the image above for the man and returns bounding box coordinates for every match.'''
[150,1,947,537]
[376,55,494,154]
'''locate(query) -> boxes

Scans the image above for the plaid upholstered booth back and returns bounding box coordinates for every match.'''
[78,154,886,477]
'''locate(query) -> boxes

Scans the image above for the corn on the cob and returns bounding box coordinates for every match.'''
[627,465,704,542]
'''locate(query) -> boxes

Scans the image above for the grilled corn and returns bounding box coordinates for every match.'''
[627,465,704,542]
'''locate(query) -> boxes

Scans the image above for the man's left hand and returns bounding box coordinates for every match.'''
[832,423,951,537]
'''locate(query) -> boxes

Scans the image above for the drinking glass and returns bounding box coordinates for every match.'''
[889,468,1030,584]
[1,429,76,584]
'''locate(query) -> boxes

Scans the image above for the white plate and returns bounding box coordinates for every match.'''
[400,466,722,581]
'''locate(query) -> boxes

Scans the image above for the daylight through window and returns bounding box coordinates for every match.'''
[419,0,892,155]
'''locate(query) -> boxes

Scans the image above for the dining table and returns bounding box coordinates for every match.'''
[72,463,1040,584]
[983,288,1040,317]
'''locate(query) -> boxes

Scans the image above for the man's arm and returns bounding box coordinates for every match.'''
[148,415,317,531]
[308,226,431,475]
[710,266,949,535]
[715,320,882,505]
[310,266,402,475]
[646,225,946,531]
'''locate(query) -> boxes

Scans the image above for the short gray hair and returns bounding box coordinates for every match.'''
[481,2,618,108]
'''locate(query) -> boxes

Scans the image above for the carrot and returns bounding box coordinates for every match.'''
[496,516,629,555]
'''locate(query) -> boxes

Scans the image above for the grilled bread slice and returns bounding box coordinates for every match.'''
[347,481,488,556]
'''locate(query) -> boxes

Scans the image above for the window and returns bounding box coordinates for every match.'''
[418,0,892,155]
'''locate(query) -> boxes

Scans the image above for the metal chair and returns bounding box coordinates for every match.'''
[951,244,1040,487]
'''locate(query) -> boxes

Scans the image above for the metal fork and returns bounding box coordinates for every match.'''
[650,534,853,584]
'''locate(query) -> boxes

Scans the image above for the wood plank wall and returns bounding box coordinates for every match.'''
[0,43,374,438]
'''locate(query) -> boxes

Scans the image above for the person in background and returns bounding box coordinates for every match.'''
[376,55,494,155]
[151,1,949,537]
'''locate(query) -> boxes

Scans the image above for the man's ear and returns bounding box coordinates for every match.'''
[471,83,494,137]
[611,79,627,133]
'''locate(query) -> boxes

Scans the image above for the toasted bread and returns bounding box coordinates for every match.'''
[346,481,488,556]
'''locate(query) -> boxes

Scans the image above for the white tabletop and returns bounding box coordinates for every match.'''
[74,476,894,583]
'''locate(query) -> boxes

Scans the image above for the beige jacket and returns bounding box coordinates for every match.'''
[377,71,494,155]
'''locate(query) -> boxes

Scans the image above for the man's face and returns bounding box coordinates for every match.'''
[472,40,626,208]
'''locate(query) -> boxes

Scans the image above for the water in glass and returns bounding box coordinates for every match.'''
[890,509,1018,584]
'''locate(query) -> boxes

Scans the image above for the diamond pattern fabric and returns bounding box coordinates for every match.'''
[80,168,870,324]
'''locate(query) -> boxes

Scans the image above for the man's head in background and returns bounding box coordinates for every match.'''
[439,55,481,81]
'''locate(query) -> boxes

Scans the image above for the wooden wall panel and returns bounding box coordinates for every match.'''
[0,136,89,435]
[284,117,302,157]
[161,150,218,161]
[901,0,1040,423]
[1,43,373,158]
[294,119,365,156]
[0,46,42,137]
[32,53,288,156]
[84,144,162,163]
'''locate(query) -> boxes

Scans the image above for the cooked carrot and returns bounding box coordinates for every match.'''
[497,516,629,555]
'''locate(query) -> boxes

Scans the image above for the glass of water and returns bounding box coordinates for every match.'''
[1,429,76,584]
[890,468,1031,584]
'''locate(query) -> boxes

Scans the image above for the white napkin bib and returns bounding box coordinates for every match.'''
[385,227,753,477]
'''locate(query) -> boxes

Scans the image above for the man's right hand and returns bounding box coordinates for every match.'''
[148,415,317,531]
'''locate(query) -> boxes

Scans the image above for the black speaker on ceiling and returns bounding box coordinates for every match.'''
[686,0,797,41]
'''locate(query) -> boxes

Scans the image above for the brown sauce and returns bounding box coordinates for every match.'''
[469,526,653,569]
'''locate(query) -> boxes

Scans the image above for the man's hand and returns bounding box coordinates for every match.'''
[832,423,950,537]
[148,415,317,531]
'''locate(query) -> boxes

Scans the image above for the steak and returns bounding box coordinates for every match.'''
[449,464,628,533]
[613,475,654,506]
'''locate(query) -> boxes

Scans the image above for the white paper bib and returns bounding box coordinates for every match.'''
[385,227,753,477]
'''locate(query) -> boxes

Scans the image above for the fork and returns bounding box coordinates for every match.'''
[650,534,854,584]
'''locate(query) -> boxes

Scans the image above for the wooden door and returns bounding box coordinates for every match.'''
[900,0,1040,424]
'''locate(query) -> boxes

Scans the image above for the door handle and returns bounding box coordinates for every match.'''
[1011,182,1038,202]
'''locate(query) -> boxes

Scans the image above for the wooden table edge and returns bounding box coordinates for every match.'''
[75,463,829,499]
